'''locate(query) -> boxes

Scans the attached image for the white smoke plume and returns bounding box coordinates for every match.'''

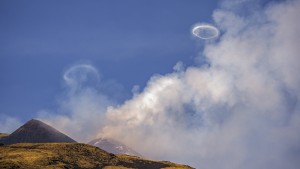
[38,64,115,142]
[99,1,300,168]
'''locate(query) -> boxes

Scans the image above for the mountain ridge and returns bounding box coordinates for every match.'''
[0,119,195,168]
[88,137,143,157]
[0,143,194,169]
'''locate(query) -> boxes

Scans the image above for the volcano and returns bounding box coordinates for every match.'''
[0,119,76,145]
[88,137,142,157]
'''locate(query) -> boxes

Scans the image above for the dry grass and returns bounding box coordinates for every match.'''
[0,143,194,169]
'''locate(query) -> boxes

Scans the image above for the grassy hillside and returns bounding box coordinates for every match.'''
[0,143,194,169]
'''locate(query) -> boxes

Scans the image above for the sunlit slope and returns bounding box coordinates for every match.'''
[0,143,194,169]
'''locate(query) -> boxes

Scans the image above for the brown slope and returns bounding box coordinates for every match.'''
[0,143,194,169]
[0,119,76,145]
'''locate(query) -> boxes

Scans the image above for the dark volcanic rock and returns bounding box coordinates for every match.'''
[1,119,76,145]
[88,137,142,157]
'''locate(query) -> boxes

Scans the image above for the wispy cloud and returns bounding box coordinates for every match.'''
[38,64,116,142]
[0,115,21,133]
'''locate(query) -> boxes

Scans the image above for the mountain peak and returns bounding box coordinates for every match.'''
[20,119,51,129]
[0,119,76,145]
[27,118,41,123]
[88,137,142,157]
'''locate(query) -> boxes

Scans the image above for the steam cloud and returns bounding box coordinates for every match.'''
[99,1,300,169]
[30,0,300,168]
[38,64,114,142]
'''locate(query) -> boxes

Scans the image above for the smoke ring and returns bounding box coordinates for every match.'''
[192,23,220,39]
[63,64,100,88]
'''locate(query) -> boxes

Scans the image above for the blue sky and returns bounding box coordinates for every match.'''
[0,0,217,120]
[2,0,300,168]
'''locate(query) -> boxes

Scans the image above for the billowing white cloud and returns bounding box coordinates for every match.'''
[99,1,300,169]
